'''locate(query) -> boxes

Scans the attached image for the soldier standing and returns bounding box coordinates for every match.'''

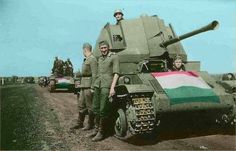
[88,40,120,142]
[71,43,98,130]
[114,9,124,25]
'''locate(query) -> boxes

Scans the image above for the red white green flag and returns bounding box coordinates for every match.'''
[57,78,71,84]
[151,71,220,105]
[57,78,73,88]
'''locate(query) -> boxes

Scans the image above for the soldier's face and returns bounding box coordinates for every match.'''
[227,74,232,79]
[83,48,88,57]
[174,59,182,69]
[115,13,123,21]
[83,49,86,57]
[99,44,109,56]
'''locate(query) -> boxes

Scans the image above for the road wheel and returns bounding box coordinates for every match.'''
[48,80,55,92]
[115,109,127,137]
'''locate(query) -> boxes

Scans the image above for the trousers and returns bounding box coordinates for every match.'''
[92,87,111,118]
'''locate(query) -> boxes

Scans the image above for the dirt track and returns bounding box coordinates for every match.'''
[35,85,236,151]
[1,84,236,150]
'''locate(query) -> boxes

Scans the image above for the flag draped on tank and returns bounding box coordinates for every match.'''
[151,71,220,105]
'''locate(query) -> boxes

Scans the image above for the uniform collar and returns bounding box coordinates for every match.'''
[172,66,184,71]
[108,52,113,57]
[86,54,93,59]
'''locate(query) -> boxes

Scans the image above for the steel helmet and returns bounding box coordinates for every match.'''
[114,9,123,17]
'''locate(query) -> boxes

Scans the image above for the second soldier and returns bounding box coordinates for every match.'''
[73,43,98,130]
[88,40,120,142]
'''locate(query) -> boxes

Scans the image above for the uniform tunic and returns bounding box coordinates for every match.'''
[116,18,124,25]
[78,54,98,113]
[92,52,120,117]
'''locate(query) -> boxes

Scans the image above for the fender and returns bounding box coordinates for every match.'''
[115,84,154,96]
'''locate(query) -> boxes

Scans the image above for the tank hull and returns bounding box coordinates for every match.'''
[48,76,75,93]
[113,72,236,138]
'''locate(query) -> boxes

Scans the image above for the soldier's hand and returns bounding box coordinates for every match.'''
[90,89,94,93]
[109,88,115,97]
[108,96,113,103]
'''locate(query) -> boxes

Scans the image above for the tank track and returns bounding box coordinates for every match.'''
[126,96,155,134]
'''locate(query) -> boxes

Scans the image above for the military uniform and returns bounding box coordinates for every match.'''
[67,60,73,67]
[52,59,58,74]
[114,9,124,25]
[65,60,74,76]
[52,59,64,76]
[93,52,119,117]
[116,18,124,25]
[169,65,185,71]
[90,51,119,141]
[77,54,98,129]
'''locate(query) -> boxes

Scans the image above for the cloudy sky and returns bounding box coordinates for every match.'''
[0,0,235,76]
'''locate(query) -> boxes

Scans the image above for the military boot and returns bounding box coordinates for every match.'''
[70,112,85,130]
[85,115,99,138]
[92,118,106,142]
[82,111,95,131]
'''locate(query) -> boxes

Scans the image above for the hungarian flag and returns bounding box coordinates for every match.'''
[58,78,71,84]
[57,78,73,88]
[151,71,220,105]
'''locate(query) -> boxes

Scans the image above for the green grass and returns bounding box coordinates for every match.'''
[1,84,70,150]
[0,85,45,150]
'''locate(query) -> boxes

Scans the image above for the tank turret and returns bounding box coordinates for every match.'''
[94,16,219,73]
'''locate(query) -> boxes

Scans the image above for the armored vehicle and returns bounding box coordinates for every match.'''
[38,76,49,87]
[48,58,75,93]
[93,15,236,138]
[48,75,75,92]
[23,76,35,84]
[214,73,236,94]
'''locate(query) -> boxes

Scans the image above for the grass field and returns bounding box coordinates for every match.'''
[1,84,46,150]
[1,84,70,150]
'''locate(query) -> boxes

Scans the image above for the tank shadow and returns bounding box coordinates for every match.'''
[121,125,235,146]
[49,90,74,93]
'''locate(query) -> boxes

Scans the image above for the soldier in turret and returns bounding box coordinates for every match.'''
[70,43,98,131]
[65,58,74,76]
[52,56,59,74]
[86,40,119,142]
[224,73,235,80]
[114,9,124,25]
[57,59,65,76]
[169,55,185,71]
[52,56,64,76]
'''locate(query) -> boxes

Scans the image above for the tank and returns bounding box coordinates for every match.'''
[93,15,236,139]
[38,76,49,87]
[212,73,236,94]
[23,76,35,84]
[48,58,76,92]
[48,75,75,93]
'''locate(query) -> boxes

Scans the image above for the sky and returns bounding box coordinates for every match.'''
[0,0,235,76]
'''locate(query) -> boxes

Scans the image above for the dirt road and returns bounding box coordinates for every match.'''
[1,84,236,150]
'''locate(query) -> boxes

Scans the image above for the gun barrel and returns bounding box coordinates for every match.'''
[160,20,219,48]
